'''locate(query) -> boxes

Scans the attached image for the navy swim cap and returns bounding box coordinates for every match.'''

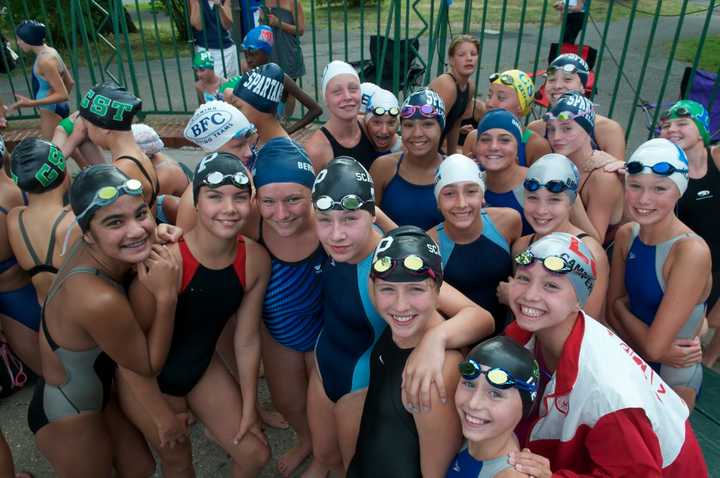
[401,88,446,130]
[233,63,285,114]
[10,138,66,194]
[465,336,540,418]
[546,91,595,136]
[16,20,46,46]
[79,81,142,131]
[476,108,523,147]
[371,225,443,287]
[548,54,590,87]
[71,165,135,232]
[254,137,314,190]
[312,156,375,215]
[193,151,253,205]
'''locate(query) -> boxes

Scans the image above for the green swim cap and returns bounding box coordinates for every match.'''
[661,100,710,146]
[193,51,215,70]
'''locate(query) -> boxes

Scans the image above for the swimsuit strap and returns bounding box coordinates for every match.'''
[0,206,7,215]
[435,222,456,269]
[578,165,603,196]
[45,208,69,265]
[18,209,43,266]
[115,155,160,207]
[576,232,590,239]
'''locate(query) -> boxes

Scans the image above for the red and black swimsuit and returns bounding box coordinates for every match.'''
[156,237,246,397]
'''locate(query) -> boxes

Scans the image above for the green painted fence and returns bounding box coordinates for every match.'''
[0,0,718,149]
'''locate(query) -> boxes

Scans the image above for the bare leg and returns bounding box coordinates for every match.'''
[674,386,697,411]
[0,427,15,477]
[304,365,342,478]
[39,110,62,140]
[703,301,720,368]
[334,389,366,471]
[103,391,155,478]
[0,314,40,375]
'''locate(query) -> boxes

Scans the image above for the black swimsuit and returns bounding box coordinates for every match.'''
[320,122,379,171]
[441,72,470,143]
[17,208,69,276]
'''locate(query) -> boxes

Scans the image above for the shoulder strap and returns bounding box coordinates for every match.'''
[46,208,69,264]
[179,238,200,292]
[481,210,510,253]
[0,206,8,215]
[576,232,590,240]
[115,155,159,206]
[353,253,386,391]
[655,231,700,291]
[578,166,603,195]
[18,209,42,266]
[435,223,455,269]
[319,127,339,149]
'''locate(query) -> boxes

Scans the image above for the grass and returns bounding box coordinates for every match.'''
[674,35,720,72]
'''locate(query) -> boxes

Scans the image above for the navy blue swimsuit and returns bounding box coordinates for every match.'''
[436,211,513,333]
[484,184,532,235]
[315,252,385,402]
[446,444,514,477]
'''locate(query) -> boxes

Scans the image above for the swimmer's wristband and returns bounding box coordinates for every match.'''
[58,116,74,136]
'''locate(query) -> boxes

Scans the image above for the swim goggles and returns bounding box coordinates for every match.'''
[514,249,573,274]
[372,254,437,280]
[659,106,692,122]
[458,359,537,393]
[370,106,400,117]
[314,194,371,211]
[523,178,576,194]
[489,72,515,86]
[400,104,440,119]
[547,64,584,76]
[542,110,592,122]
[75,178,144,223]
[202,171,251,188]
[232,124,258,140]
[625,161,688,176]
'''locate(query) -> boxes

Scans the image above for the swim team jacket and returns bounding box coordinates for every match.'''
[505,313,708,477]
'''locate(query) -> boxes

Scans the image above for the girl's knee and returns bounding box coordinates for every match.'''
[233,437,270,468]
[157,443,193,473]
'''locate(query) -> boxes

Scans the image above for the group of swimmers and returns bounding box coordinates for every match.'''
[0,18,715,478]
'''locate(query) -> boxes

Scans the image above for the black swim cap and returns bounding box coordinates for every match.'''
[16,20,46,46]
[79,81,142,131]
[311,156,375,215]
[192,151,253,205]
[71,164,133,231]
[371,225,443,286]
[10,138,66,194]
[466,336,540,418]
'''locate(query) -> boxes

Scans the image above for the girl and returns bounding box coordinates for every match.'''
[193,51,225,103]
[607,138,710,409]
[348,226,463,477]
[118,153,271,477]
[505,232,708,476]
[430,35,479,154]
[370,88,446,230]
[430,153,522,333]
[8,20,74,139]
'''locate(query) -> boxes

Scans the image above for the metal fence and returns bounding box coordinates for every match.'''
[0,0,718,150]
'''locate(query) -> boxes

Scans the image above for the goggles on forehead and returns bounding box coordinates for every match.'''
[660,106,692,122]
[523,178,574,194]
[625,161,688,176]
[400,104,440,120]
[489,72,515,86]
[514,249,573,274]
[314,194,370,212]
[547,64,584,76]
[372,254,437,280]
[203,171,251,188]
[543,109,591,122]
[75,178,144,223]
[459,359,537,393]
[232,124,258,140]
[370,106,400,117]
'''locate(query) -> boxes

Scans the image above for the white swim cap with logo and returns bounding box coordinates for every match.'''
[360,82,382,114]
[366,89,400,117]
[434,153,485,199]
[184,101,256,152]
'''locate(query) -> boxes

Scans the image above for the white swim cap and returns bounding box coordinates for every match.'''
[434,154,485,199]
[626,138,689,195]
[183,101,256,152]
[321,60,360,99]
[131,124,164,156]
[366,89,400,117]
[360,82,382,114]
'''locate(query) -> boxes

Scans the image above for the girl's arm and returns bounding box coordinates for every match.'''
[415,350,463,478]
[569,196,600,243]
[584,171,623,244]
[282,75,322,134]
[582,237,609,321]
[218,0,234,30]
[605,223,632,338]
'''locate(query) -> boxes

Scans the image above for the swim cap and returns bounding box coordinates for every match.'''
[312,156,375,215]
[524,153,580,202]
[254,137,314,190]
[366,89,400,117]
[79,81,142,131]
[546,91,595,136]
[401,88,446,130]
[241,25,274,55]
[184,101,256,152]
[232,63,285,114]
[548,54,589,87]
[626,138,689,195]
[71,164,137,232]
[434,153,484,199]
[490,69,535,116]
[360,82,382,114]
[464,336,540,418]
[371,225,443,286]
[476,108,523,147]
[192,51,215,70]
[132,124,164,156]
[193,151,253,205]
[16,20,46,46]
[10,138,66,193]
[321,60,360,98]
[515,232,596,307]
[661,100,711,146]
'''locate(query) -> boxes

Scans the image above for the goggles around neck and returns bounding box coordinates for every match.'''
[400,104,440,120]
[514,249,573,274]
[523,178,575,194]
[543,109,592,123]
[458,359,537,393]
[75,178,144,223]
[370,106,400,117]
[372,254,437,281]
[203,171,251,189]
[625,161,688,176]
[314,194,371,212]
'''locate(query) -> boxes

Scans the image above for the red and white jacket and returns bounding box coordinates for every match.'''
[506,312,708,477]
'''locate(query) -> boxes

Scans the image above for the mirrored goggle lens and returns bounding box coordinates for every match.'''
[489,73,514,85]
[233,125,257,140]
[400,104,437,119]
[97,179,144,201]
[459,360,481,380]
[372,254,429,275]
[205,171,250,186]
[548,64,579,75]
[371,106,400,117]
[314,194,365,211]
[542,255,571,273]
[514,250,534,266]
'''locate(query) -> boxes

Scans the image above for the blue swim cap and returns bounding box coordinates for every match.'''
[476,109,523,147]
[546,91,595,136]
[233,63,285,114]
[401,88,446,130]
[548,54,590,87]
[16,20,46,46]
[254,137,315,190]
[241,25,274,56]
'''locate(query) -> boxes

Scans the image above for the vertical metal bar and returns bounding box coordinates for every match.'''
[462,0,472,34]
[576,0,592,53]
[70,0,83,105]
[513,0,529,69]
[375,0,395,86]
[131,0,159,111]
[477,0,489,69]
[393,0,401,95]
[607,0,639,118]
[5,5,35,118]
[434,0,448,77]
[150,0,174,109]
[118,0,142,100]
[557,0,570,45]
[83,0,105,83]
[685,0,716,99]
[309,0,319,100]
[111,0,129,87]
[424,0,436,79]
[405,0,411,94]
[359,0,365,81]
[494,0,509,73]
[164,0,189,112]
[530,0,549,80]
[326,0,332,61]
[343,0,349,60]
[590,0,615,98]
